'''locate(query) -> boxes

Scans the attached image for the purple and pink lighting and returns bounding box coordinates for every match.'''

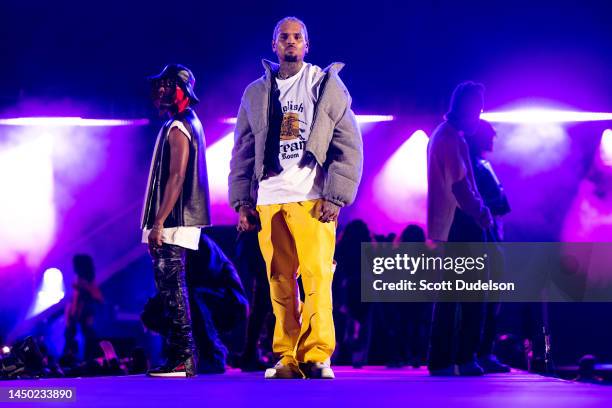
[481,109,612,124]
[28,267,65,317]
[221,114,394,125]
[600,129,612,166]
[0,117,149,127]
[561,129,612,248]
[0,116,149,271]
[372,130,429,227]
[493,123,570,175]
[207,132,235,205]
[481,107,612,175]
[0,133,56,267]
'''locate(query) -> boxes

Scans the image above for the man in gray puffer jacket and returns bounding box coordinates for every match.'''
[229,16,363,379]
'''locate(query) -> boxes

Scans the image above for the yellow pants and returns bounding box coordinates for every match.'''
[257,199,336,365]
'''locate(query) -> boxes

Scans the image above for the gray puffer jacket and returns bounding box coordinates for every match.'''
[228,59,363,210]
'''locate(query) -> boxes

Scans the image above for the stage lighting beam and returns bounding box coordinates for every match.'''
[481,110,612,124]
[0,117,149,127]
[221,114,394,125]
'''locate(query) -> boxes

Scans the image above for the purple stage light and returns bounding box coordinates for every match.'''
[493,123,570,175]
[600,129,612,166]
[354,115,395,124]
[29,267,65,317]
[561,129,612,250]
[373,130,429,225]
[0,116,130,269]
[206,133,235,204]
[0,133,56,267]
[221,114,394,125]
[0,117,149,127]
[481,109,612,124]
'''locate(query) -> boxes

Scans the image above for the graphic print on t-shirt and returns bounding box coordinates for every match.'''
[280,112,301,141]
[279,100,307,161]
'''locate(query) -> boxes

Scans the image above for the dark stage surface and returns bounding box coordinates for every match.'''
[5,367,611,407]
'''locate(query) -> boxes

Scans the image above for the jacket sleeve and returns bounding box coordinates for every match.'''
[228,96,256,211]
[322,95,364,207]
[452,177,486,220]
[443,135,486,220]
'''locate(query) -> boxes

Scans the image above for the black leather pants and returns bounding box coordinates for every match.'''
[151,244,195,362]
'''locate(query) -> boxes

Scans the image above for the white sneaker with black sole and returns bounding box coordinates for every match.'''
[303,362,335,379]
[264,361,304,379]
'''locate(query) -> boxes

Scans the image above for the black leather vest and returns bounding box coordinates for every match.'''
[472,158,511,217]
[141,108,211,229]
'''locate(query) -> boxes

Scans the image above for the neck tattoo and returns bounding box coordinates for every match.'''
[278,62,303,80]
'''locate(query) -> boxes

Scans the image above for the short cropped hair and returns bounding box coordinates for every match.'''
[272,16,309,44]
[447,81,485,119]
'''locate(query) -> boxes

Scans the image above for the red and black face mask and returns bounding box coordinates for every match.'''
[174,87,189,113]
[151,77,189,114]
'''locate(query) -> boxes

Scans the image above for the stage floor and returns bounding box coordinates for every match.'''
[4,367,611,407]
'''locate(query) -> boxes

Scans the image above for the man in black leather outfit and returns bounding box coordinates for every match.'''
[141,64,211,377]
[466,119,511,373]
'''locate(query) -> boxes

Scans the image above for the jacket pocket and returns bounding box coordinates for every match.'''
[321,110,335,138]
[248,108,267,134]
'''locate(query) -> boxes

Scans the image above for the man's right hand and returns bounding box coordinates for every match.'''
[237,205,260,232]
[478,206,494,230]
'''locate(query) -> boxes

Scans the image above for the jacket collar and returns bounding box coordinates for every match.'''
[261,59,345,81]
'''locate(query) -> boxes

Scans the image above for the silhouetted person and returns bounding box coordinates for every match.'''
[382,225,432,368]
[186,234,248,373]
[427,81,492,376]
[466,119,511,373]
[63,254,103,362]
[333,219,373,367]
[573,355,604,384]
[234,230,274,371]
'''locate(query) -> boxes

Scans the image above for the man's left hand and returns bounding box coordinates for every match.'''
[318,199,341,223]
[148,225,163,251]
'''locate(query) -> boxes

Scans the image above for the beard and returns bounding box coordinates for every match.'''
[284,53,298,62]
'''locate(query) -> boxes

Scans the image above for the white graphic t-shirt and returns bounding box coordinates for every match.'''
[257,63,326,205]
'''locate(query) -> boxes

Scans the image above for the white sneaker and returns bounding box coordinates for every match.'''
[304,362,335,379]
[264,361,304,379]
